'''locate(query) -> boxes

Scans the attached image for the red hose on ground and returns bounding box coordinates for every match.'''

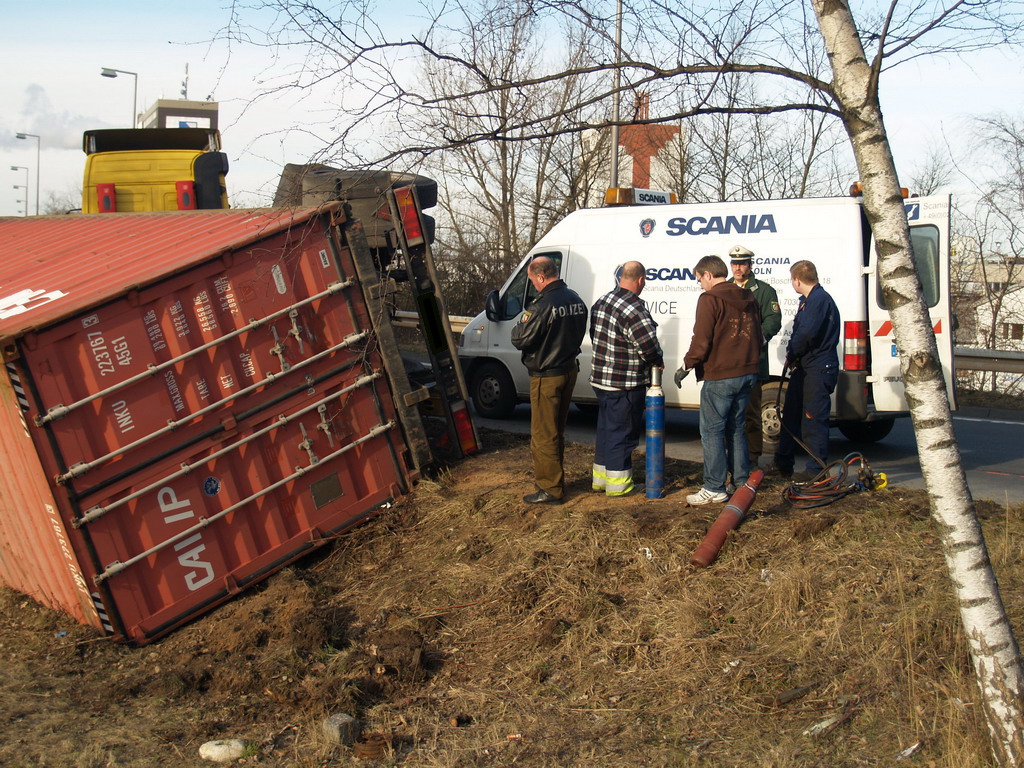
[690,469,764,567]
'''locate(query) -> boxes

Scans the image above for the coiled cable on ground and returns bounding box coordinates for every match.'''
[782,452,887,509]
[769,365,888,509]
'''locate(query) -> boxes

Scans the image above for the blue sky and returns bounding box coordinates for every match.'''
[1,0,1021,215]
[0,0,311,209]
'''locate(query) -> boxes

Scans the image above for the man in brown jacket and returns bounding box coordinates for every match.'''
[674,255,761,504]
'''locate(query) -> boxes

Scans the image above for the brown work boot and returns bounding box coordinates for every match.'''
[524,490,563,505]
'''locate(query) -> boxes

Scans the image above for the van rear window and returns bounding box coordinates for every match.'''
[876,225,940,309]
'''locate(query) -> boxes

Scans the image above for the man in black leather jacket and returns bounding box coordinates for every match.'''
[511,256,588,504]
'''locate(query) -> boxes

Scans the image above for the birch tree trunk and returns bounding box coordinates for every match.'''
[811,1,1024,762]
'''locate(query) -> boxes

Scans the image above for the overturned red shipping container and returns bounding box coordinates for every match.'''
[0,207,418,644]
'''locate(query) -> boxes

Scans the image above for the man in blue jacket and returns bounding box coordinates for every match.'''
[774,260,841,480]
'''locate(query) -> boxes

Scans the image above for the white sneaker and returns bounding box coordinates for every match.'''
[686,487,728,505]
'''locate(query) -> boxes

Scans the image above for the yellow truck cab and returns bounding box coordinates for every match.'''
[82,128,229,213]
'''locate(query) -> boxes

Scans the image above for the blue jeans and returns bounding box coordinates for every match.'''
[699,374,757,493]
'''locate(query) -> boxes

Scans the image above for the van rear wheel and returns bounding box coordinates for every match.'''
[838,419,895,444]
[760,382,786,453]
[470,362,517,419]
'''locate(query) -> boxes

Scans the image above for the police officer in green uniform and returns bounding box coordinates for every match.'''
[728,245,782,467]
[510,256,588,504]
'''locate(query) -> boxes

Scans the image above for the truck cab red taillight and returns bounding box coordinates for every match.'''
[176,181,196,210]
[393,186,425,246]
[451,402,478,455]
[97,183,117,213]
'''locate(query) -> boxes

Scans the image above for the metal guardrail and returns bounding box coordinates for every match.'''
[449,315,475,334]
[955,347,1024,374]
[394,310,474,334]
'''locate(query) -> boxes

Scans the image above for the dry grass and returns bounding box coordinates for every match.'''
[1,429,1022,767]
[957,388,1024,411]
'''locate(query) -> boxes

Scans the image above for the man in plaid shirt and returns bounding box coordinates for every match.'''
[589,261,664,496]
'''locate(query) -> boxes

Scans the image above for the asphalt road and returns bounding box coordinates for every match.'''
[473,404,1024,505]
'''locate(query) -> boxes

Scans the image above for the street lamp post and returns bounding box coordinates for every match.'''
[11,165,29,216]
[14,134,40,215]
[100,67,138,128]
[610,0,623,188]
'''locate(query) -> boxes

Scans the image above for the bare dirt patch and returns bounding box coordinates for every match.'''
[2,428,1022,767]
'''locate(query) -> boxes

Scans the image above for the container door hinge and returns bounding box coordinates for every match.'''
[38,404,71,425]
[57,462,89,485]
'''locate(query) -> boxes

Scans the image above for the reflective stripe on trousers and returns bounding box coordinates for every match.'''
[604,468,634,496]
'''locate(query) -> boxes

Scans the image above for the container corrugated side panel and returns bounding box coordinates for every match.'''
[21,235,370,494]
[0,365,97,627]
[88,366,404,643]
[6,208,415,643]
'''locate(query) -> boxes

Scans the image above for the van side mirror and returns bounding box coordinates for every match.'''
[485,289,501,322]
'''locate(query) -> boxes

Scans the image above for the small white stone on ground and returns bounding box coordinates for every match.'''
[199,738,247,762]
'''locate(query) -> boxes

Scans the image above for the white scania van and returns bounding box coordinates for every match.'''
[458,193,955,444]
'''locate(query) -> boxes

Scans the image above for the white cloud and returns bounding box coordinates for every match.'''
[0,84,113,152]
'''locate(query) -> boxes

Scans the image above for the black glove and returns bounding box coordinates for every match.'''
[673,367,690,388]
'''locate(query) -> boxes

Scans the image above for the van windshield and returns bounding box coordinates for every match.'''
[876,225,940,309]
[501,251,563,320]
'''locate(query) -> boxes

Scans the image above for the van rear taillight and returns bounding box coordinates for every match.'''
[844,321,868,371]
